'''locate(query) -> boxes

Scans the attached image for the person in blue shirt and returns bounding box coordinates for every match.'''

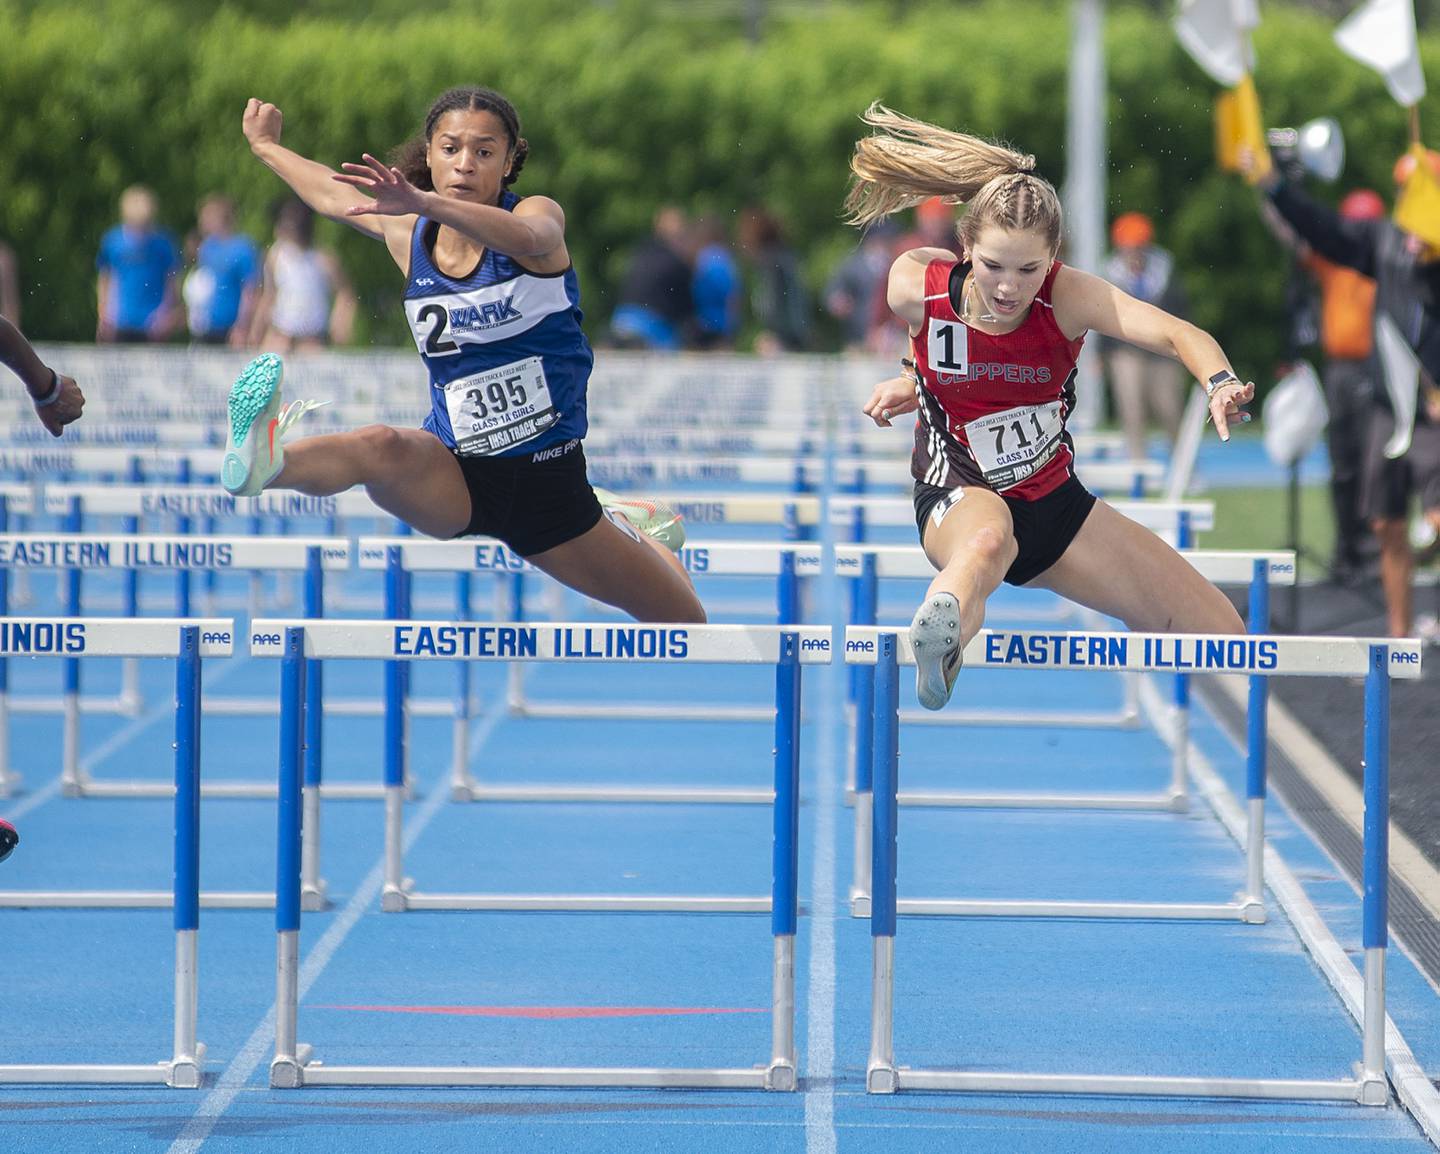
[95,184,180,343]
[690,216,740,349]
[184,194,261,346]
[222,87,703,624]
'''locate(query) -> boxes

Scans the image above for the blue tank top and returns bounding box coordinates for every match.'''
[406,191,593,457]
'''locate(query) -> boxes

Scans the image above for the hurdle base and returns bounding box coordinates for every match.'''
[302,880,329,913]
[1237,893,1267,924]
[898,706,1141,730]
[0,890,275,909]
[867,1062,899,1094]
[509,699,774,723]
[387,889,773,913]
[1354,1063,1389,1106]
[888,897,1261,920]
[875,1068,1381,1102]
[271,1060,776,1089]
[448,784,774,805]
[64,778,395,800]
[164,1042,208,1090]
[895,789,1187,812]
[765,1058,797,1092]
[270,1044,315,1089]
[0,771,21,798]
[850,893,871,918]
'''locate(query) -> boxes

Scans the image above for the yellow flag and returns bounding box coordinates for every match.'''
[1216,75,1272,181]
[1394,144,1440,248]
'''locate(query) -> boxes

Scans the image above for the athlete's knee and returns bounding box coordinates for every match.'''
[966,524,1011,569]
[352,423,406,456]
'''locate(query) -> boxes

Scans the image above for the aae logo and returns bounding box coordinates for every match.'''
[1391,650,1420,665]
[200,630,232,646]
[251,632,283,649]
[845,638,875,653]
[800,637,830,652]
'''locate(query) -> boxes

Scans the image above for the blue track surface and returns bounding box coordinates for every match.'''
[2,434,1436,1152]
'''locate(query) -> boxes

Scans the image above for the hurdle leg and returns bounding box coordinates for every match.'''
[1238,559,1271,923]
[381,650,411,911]
[866,635,900,1093]
[850,660,876,914]
[764,635,801,1091]
[1167,673,1191,812]
[1358,644,1391,1105]
[272,629,314,1088]
[0,691,14,797]
[166,626,205,1088]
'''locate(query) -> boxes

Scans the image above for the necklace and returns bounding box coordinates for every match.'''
[961,275,998,325]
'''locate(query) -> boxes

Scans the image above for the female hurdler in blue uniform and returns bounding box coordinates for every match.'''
[222,88,704,623]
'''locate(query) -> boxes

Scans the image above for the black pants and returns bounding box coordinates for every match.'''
[1323,356,1378,569]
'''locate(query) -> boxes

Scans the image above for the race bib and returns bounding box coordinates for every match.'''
[927,319,968,377]
[442,357,557,455]
[963,401,1063,490]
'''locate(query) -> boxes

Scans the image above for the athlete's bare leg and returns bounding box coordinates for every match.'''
[525,516,705,623]
[918,486,1019,645]
[272,426,473,539]
[1031,498,1243,633]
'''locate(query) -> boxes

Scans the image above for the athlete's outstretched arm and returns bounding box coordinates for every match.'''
[0,317,83,436]
[243,100,404,248]
[333,153,568,268]
[1052,264,1253,440]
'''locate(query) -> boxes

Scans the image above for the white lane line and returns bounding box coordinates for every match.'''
[165,706,503,1154]
[1144,678,1440,1147]
[804,500,839,1154]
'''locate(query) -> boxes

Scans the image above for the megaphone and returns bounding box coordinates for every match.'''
[1265,118,1345,183]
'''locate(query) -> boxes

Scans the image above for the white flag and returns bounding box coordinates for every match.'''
[1335,0,1427,107]
[1174,0,1260,87]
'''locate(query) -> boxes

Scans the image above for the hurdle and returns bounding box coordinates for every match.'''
[0,619,254,927]
[259,622,815,1090]
[360,537,818,802]
[856,629,1416,1103]
[844,564,1291,922]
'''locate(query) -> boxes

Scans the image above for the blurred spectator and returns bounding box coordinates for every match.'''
[824,218,899,352]
[1258,189,1385,585]
[0,241,18,326]
[250,198,356,351]
[1243,145,1440,638]
[609,206,693,351]
[95,184,181,343]
[866,197,962,356]
[689,215,741,349]
[738,205,811,354]
[183,194,262,347]
[1102,212,1189,460]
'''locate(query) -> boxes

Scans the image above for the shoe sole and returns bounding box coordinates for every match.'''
[910,593,962,711]
[594,489,686,553]
[222,355,284,495]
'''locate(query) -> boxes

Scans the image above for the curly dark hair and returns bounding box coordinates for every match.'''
[389,87,529,194]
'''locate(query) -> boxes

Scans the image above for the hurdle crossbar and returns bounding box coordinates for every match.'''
[260,622,816,1090]
[857,629,1415,1105]
[0,623,222,1087]
[359,538,818,802]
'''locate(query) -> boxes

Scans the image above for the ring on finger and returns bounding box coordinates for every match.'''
[880,408,891,420]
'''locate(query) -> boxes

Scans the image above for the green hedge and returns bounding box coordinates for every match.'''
[1,0,1434,384]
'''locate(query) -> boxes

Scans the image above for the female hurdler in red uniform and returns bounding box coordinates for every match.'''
[849,105,1253,709]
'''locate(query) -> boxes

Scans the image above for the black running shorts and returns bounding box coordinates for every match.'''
[450,437,603,555]
[913,474,1098,587]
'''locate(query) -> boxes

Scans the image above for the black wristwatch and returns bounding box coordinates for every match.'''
[1205,370,1240,399]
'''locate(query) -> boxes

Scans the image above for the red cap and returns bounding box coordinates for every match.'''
[1110,211,1153,248]
[1339,189,1385,221]
[916,197,954,223]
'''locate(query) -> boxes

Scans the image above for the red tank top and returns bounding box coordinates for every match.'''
[910,258,1085,500]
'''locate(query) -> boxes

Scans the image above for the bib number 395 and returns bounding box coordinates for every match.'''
[443,357,556,456]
